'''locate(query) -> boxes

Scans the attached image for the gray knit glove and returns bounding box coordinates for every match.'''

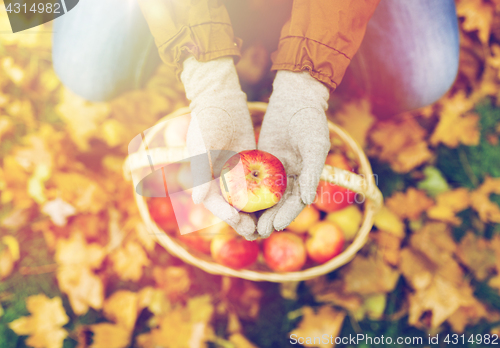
[257,70,330,238]
[181,57,258,240]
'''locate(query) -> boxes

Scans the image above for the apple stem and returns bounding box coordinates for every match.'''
[251,170,259,178]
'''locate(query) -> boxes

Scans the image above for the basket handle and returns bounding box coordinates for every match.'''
[321,164,383,210]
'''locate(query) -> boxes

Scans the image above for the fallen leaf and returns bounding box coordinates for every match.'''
[470,176,500,223]
[290,306,346,348]
[386,188,434,221]
[430,91,481,147]
[417,166,451,198]
[90,323,130,348]
[456,232,496,281]
[427,188,471,225]
[153,266,191,299]
[457,0,494,44]
[55,233,106,315]
[306,277,362,312]
[8,295,69,348]
[136,295,214,348]
[369,118,432,173]
[342,255,400,295]
[332,99,375,148]
[103,291,140,331]
[42,198,76,227]
[110,241,150,282]
[56,88,110,151]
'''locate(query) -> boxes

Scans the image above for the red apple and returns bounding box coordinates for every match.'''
[211,234,259,269]
[306,221,344,264]
[314,153,357,213]
[148,197,178,234]
[219,150,287,213]
[262,232,307,272]
[287,205,320,233]
[313,180,356,213]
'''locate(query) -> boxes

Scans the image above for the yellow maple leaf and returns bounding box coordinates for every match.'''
[153,266,191,299]
[137,295,214,348]
[55,233,105,315]
[331,99,375,148]
[51,173,109,214]
[427,188,471,225]
[56,88,110,151]
[110,241,150,282]
[470,176,500,223]
[368,118,432,173]
[430,91,481,147]
[290,306,345,348]
[306,277,362,312]
[456,0,494,44]
[103,291,140,331]
[399,223,484,330]
[9,295,69,348]
[90,323,130,348]
[386,188,434,221]
[342,255,400,295]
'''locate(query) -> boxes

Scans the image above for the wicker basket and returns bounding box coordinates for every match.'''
[125,102,383,282]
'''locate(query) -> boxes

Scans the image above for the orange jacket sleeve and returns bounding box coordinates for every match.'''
[271,0,381,90]
[138,0,241,75]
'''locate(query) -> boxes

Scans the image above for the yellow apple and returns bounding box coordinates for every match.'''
[325,205,362,241]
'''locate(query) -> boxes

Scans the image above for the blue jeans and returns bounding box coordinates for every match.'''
[53,0,459,117]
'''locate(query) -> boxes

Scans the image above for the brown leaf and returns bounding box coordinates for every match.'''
[457,0,494,44]
[110,242,150,282]
[427,188,471,225]
[342,255,400,295]
[430,91,481,147]
[456,232,496,281]
[306,277,362,312]
[90,323,130,348]
[386,188,434,221]
[369,118,432,173]
[290,306,345,348]
[332,99,375,148]
[470,176,500,223]
[153,266,191,299]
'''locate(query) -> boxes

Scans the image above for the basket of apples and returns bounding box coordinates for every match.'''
[125,102,382,282]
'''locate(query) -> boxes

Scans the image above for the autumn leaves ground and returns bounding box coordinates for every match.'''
[1,0,500,347]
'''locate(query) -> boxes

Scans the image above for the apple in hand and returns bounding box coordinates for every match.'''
[210,234,259,269]
[219,150,287,213]
[287,205,320,233]
[262,232,307,272]
[306,221,344,264]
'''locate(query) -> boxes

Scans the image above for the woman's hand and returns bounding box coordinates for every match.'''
[257,70,331,238]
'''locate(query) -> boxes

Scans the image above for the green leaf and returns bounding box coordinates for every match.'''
[417,166,450,197]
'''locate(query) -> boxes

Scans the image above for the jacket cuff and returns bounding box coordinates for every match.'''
[157,22,242,78]
[270,36,351,90]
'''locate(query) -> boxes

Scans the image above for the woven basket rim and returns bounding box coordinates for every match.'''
[130,102,382,282]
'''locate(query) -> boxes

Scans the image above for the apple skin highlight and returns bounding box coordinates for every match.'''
[219,150,287,213]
